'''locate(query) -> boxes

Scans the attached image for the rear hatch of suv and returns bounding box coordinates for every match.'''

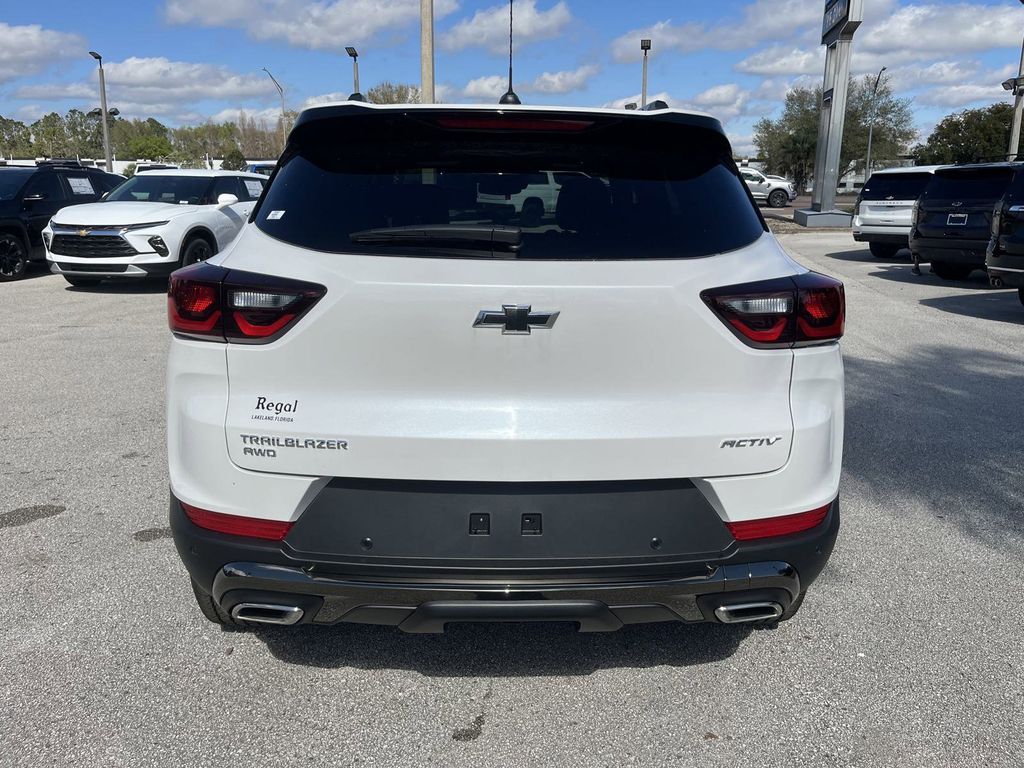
[857,171,933,228]
[219,107,803,482]
[916,165,1013,241]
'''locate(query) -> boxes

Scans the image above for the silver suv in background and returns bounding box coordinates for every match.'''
[853,166,942,258]
[740,167,796,208]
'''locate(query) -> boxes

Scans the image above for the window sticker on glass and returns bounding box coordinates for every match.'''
[68,177,95,195]
[244,180,264,197]
[267,210,285,220]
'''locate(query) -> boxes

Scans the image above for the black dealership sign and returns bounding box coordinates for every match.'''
[822,0,850,44]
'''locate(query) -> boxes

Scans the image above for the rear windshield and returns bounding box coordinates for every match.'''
[255,112,765,260]
[860,172,932,201]
[923,169,1013,201]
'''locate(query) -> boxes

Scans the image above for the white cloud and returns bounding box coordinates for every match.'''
[916,81,1015,108]
[301,92,350,109]
[462,75,510,100]
[460,64,599,99]
[601,92,673,110]
[859,2,1023,57]
[611,0,821,62]
[0,23,85,85]
[729,133,757,156]
[13,57,276,124]
[165,0,459,50]
[442,0,571,53]
[529,64,599,94]
[735,46,824,77]
[208,106,283,125]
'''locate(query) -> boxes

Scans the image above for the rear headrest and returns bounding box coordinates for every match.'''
[555,177,611,233]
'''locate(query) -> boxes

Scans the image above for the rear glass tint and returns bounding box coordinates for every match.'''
[255,112,765,260]
[924,169,1013,201]
[860,172,932,201]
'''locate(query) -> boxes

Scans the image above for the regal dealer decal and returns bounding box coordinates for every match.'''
[251,396,299,423]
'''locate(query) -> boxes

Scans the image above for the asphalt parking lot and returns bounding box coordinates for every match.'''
[2,233,1023,767]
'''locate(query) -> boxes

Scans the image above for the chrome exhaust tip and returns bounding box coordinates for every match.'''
[990,276,1004,288]
[714,601,784,624]
[230,602,304,625]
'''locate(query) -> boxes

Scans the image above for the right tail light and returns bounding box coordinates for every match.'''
[701,272,845,349]
[169,262,326,344]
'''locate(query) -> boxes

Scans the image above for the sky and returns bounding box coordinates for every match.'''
[2,0,1023,155]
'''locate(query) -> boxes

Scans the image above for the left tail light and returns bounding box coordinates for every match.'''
[701,272,845,349]
[181,502,293,541]
[168,262,326,344]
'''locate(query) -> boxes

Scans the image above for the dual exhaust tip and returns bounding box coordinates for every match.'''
[229,599,784,626]
[714,601,783,624]
[230,602,304,625]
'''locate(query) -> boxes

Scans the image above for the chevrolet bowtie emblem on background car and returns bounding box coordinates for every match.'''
[473,304,559,335]
[78,229,89,237]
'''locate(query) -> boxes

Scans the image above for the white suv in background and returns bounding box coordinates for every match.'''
[853,166,942,258]
[44,169,266,286]
[740,167,797,208]
[167,103,844,633]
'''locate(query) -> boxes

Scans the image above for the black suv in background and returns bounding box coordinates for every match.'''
[909,163,1016,280]
[986,168,1024,306]
[0,161,123,281]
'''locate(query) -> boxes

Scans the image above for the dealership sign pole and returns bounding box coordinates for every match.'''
[796,0,863,227]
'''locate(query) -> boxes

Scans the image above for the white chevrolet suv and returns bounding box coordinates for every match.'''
[44,169,266,286]
[167,103,844,632]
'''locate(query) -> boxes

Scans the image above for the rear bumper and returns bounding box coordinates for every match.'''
[852,226,909,244]
[986,251,1024,287]
[909,236,988,265]
[170,490,839,630]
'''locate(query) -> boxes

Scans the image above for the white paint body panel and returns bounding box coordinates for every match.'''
[167,226,844,522]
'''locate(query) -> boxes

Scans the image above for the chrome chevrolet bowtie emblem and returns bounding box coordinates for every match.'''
[473,304,559,335]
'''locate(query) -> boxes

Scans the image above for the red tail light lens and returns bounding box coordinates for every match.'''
[701,272,844,348]
[725,504,830,541]
[181,502,293,541]
[168,263,326,344]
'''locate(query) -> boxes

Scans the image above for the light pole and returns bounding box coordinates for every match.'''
[262,67,287,152]
[420,0,435,103]
[1007,7,1024,161]
[89,51,112,172]
[864,66,886,178]
[345,47,363,101]
[640,38,651,108]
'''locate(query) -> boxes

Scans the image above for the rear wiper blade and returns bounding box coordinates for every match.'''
[349,224,522,253]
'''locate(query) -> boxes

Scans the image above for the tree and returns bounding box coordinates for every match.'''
[0,116,32,157]
[64,109,103,158]
[110,117,172,160]
[221,147,246,170]
[912,103,1013,164]
[31,112,70,158]
[366,82,421,105]
[754,74,915,188]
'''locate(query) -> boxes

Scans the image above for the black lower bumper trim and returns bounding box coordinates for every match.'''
[853,233,907,245]
[909,238,987,266]
[172,489,839,630]
[211,558,803,629]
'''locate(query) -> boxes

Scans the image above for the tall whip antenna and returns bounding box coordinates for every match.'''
[499,0,521,104]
